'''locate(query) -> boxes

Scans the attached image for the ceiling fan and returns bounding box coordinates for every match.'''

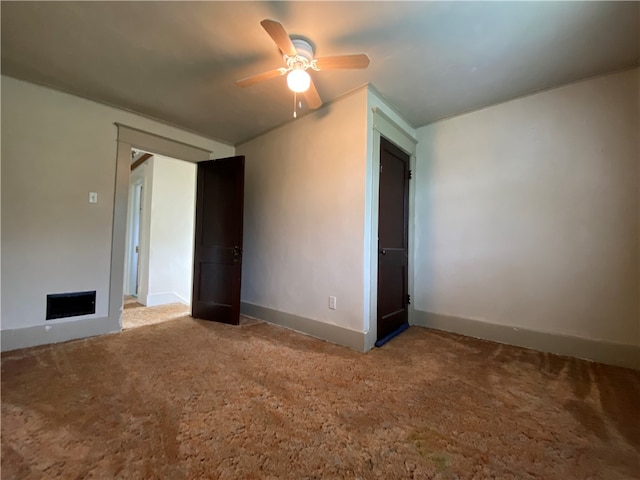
[236,19,370,113]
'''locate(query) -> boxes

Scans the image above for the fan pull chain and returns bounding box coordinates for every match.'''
[293,92,297,119]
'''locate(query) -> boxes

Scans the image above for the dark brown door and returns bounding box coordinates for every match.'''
[192,156,244,324]
[377,137,410,341]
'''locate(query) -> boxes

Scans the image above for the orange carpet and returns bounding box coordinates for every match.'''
[2,316,638,479]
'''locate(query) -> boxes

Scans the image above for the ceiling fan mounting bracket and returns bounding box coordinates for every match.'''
[283,38,318,72]
[291,38,314,61]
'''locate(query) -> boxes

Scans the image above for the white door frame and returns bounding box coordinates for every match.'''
[109,124,212,329]
[364,106,418,350]
[124,170,144,296]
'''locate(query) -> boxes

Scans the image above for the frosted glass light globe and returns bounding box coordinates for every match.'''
[287,69,311,93]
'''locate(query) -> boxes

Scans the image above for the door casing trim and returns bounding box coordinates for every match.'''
[110,125,212,330]
[365,107,417,350]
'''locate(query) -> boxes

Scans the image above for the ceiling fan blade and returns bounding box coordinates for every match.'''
[315,54,370,70]
[236,68,286,88]
[260,19,297,56]
[304,78,323,109]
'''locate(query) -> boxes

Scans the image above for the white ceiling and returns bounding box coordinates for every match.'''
[2,1,638,145]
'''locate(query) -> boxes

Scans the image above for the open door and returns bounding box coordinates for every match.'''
[192,156,244,324]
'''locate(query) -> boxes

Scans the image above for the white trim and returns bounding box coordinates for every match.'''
[110,126,211,334]
[144,292,190,307]
[115,124,212,161]
[371,107,418,153]
[241,302,366,352]
[108,140,135,331]
[124,171,144,296]
[414,310,640,370]
[135,159,154,307]
[1,316,118,352]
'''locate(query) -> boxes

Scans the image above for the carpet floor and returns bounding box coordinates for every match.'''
[1,315,638,479]
[122,296,190,330]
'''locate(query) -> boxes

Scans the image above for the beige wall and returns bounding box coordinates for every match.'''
[1,76,232,338]
[4,68,637,357]
[237,89,369,332]
[414,68,639,346]
[144,155,196,306]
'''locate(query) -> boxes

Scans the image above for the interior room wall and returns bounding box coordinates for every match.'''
[143,155,196,307]
[1,76,233,350]
[413,68,639,366]
[236,88,369,342]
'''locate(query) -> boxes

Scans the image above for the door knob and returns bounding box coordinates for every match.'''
[380,249,386,255]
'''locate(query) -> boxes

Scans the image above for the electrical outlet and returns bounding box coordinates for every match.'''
[328,296,337,310]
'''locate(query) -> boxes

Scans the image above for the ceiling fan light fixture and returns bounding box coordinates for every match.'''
[287,68,311,93]
[237,19,369,111]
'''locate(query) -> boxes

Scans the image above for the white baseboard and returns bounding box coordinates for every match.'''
[144,292,189,307]
[1,316,120,352]
[240,302,366,352]
[412,310,640,370]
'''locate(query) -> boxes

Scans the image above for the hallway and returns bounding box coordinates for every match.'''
[122,296,189,329]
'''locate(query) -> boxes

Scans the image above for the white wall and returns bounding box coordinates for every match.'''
[1,76,233,341]
[143,155,196,306]
[414,68,639,347]
[124,166,145,296]
[135,161,154,304]
[237,88,369,332]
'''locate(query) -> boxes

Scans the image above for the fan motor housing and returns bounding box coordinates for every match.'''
[291,38,314,62]
[285,39,315,71]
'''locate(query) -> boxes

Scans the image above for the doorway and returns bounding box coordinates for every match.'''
[124,151,197,307]
[376,136,411,343]
[122,150,197,328]
[113,127,246,331]
[124,173,143,298]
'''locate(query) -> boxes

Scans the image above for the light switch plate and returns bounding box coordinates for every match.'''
[329,296,337,310]
[89,192,98,204]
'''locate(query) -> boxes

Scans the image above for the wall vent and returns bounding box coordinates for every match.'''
[46,291,96,320]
